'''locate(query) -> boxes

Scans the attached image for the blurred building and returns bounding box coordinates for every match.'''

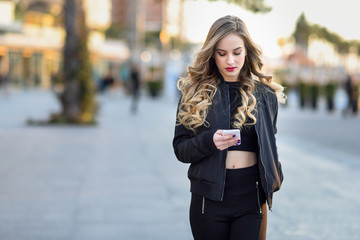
[0,0,130,89]
[111,0,162,34]
[109,0,169,93]
[111,0,128,28]
[275,36,360,87]
[111,0,163,61]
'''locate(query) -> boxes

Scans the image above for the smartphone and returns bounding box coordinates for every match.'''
[222,129,241,139]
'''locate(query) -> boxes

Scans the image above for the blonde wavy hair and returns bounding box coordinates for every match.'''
[177,15,286,132]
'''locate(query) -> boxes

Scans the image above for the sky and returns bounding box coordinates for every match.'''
[182,0,360,59]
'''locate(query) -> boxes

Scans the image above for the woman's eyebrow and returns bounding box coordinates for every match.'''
[216,47,243,51]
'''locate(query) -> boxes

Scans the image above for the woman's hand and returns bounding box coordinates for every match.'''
[213,130,241,151]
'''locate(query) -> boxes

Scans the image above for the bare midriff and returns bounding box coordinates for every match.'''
[225,151,257,169]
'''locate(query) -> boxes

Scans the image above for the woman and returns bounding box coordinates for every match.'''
[173,15,286,240]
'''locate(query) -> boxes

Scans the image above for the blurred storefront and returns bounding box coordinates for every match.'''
[0,0,130,89]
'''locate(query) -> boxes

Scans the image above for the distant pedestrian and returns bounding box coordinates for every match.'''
[352,82,359,115]
[0,73,3,90]
[99,73,115,93]
[0,71,10,95]
[172,16,286,240]
[343,74,357,116]
[129,65,140,114]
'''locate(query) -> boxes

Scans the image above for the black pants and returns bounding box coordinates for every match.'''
[190,165,266,240]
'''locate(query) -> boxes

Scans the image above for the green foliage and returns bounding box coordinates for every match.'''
[14,3,26,20]
[298,81,309,109]
[105,24,127,39]
[312,25,338,44]
[145,31,161,47]
[297,82,320,110]
[310,83,320,99]
[310,83,320,109]
[273,68,291,89]
[293,13,311,48]
[147,66,163,97]
[298,82,308,96]
[293,13,360,55]
[324,82,337,98]
[324,82,337,112]
[147,81,163,97]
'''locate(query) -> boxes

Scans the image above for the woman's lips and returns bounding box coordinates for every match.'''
[225,67,236,72]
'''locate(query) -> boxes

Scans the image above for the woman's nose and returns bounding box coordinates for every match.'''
[227,54,235,64]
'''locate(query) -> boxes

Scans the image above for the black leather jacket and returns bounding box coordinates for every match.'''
[173,79,283,210]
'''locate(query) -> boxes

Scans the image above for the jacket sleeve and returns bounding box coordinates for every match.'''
[172,106,218,164]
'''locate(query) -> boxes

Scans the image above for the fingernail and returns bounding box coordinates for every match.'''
[232,134,236,137]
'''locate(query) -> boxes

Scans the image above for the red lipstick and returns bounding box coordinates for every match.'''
[225,67,236,72]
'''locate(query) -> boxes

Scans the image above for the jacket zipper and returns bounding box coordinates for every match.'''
[202,196,205,214]
[221,150,227,201]
[256,181,263,214]
[221,84,231,201]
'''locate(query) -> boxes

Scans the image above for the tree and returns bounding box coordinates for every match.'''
[293,13,311,50]
[293,13,360,57]
[55,0,96,124]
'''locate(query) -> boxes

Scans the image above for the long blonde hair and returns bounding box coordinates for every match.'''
[177,15,285,132]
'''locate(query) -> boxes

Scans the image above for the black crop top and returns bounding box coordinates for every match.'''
[225,81,259,153]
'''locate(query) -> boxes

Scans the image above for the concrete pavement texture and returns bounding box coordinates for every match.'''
[0,89,359,240]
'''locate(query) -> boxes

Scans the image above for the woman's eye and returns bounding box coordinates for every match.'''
[234,51,241,55]
[218,52,226,57]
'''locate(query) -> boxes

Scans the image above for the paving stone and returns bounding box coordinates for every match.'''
[0,89,359,239]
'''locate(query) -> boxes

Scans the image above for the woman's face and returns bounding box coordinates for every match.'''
[214,33,246,82]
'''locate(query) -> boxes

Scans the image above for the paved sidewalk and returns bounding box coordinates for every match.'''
[0,89,359,240]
